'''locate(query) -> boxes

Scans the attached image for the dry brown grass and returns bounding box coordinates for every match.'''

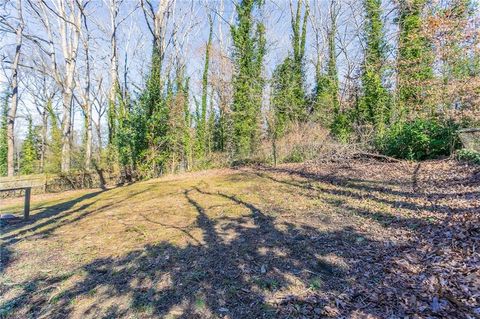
[256,123,358,164]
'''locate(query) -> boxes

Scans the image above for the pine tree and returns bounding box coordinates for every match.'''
[20,117,39,175]
[359,0,390,132]
[0,93,8,176]
[397,0,433,118]
[231,0,266,158]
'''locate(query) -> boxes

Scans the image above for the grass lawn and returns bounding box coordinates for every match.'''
[1,161,478,318]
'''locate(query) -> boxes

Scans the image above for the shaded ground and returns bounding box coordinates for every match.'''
[0,160,478,318]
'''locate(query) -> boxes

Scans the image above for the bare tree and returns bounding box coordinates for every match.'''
[23,64,58,173]
[4,0,25,176]
[28,0,84,172]
[140,0,175,70]
[91,74,107,155]
[309,0,329,78]
[105,0,120,144]
[78,1,92,169]
[336,0,364,109]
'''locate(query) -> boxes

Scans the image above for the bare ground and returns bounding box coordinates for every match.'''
[0,160,479,318]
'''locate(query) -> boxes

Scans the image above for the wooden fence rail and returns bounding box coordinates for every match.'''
[0,171,119,199]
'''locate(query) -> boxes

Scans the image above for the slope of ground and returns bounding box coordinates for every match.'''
[0,160,479,318]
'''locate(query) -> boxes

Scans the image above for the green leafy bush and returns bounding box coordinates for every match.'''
[331,112,353,143]
[457,149,480,164]
[378,118,460,160]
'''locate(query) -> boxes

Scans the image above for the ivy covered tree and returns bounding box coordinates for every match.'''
[271,0,308,136]
[212,93,231,154]
[0,93,8,176]
[231,0,266,158]
[313,71,332,124]
[137,46,170,176]
[107,80,120,146]
[45,102,62,173]
[182,78,193,170]
[166,67,191,173]
[20,117,39,175]
[207,93,215,153]
[271,57,298,136]
[397,0,433,118]
[115,87,137,179]
[196,15,213,158]
[313,1,340,130]
[327,7,340,120]
[429,0,477,111]
[359,0,390,133]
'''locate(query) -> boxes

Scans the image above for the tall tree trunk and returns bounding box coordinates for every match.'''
[108,0,119,144]
[40,102,48,173]
[58,0,80,173]
[96,123,102,154]
[328,0,339,115]
[7,0,24,177]
[85,109,92,169]
[198,14,213,157]
[61,90,73,172]
[81,8,92,170]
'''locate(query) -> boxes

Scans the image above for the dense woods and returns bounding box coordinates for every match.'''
[0,0,479,179]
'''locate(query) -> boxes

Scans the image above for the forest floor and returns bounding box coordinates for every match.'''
[0,159,479,319]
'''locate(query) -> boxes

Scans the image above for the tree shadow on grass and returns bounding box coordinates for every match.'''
[1,190,105,235]
[1,167,476,318]
[0,185,162,274]
[0,185,396,319]
[250,165,474,218]
[0,183,164,243]
[0,190,106,273]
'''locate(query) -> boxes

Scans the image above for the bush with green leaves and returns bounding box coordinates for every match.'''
[378,118,460,160]
[331,112,354,143]
[457,149,480,164]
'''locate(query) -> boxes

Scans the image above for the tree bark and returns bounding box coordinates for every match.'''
[58,0,81,172]
[85,109,92,169]
[61,89,73,172]
[108,0,119,145]
[7,0,24,177]
[80,5,92,170]
[40,102,48,172]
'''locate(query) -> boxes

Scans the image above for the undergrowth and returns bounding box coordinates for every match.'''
[457,149,480,165]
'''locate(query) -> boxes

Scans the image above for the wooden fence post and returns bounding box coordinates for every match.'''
[24,187,31,220]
